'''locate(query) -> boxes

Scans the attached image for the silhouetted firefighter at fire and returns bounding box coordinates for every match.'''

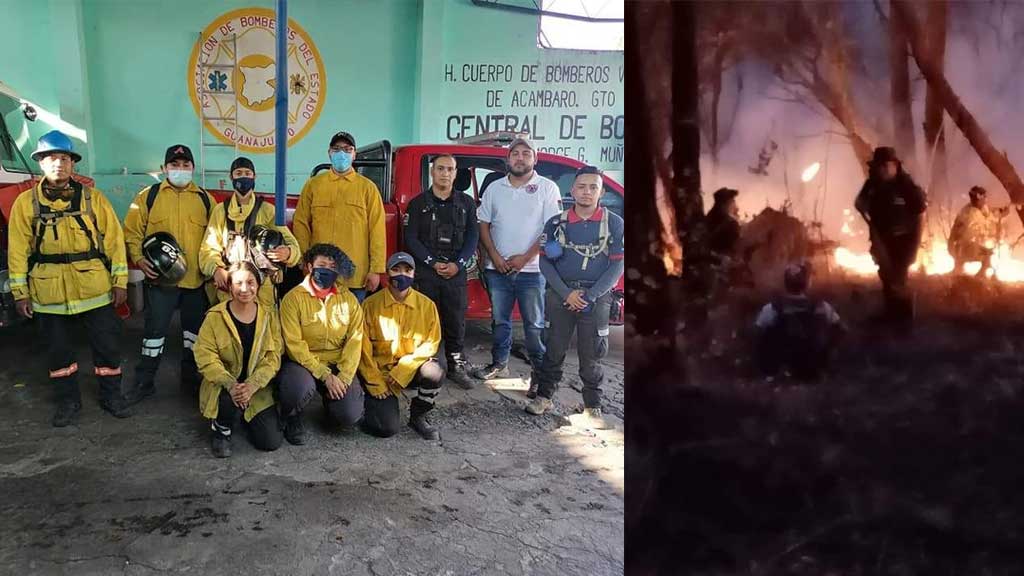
[854,146,927,333]
[948,185,1011,279]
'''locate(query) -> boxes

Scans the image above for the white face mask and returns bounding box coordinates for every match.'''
[167,169,193,187]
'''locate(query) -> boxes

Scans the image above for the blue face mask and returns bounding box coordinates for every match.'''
[232,177,255,195]
[389,274,415,291]
[311,267,339,289]
[167,169,193,188]
[330,150,353,173]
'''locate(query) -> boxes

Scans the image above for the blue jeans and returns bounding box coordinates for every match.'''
[484,270,545,366]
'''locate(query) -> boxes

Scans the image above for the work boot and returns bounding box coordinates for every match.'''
[471,362,509,381]
[409,414,440,441]
[125,381,155,406]
[581,407,612,430]
[447,359,475,389]
[211,431,232,458]
[52,401,82,428]
[526,376,539,399]
[284,414,307,445]
[525,396,553,416]
[99,397,132,419]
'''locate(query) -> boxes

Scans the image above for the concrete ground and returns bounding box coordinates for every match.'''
[0,313,623,575]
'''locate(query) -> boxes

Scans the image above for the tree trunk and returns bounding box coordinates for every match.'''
[893,0,1024,227]
[672,0,711,336]
[890,0,917,174]
[710,33,724,169]
[922,0,949,200]
[803,1,874,176]
[625,1,671,338]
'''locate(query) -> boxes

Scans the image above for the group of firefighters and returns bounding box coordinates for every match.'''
[708,146,1014,379]
[8,129,624,457]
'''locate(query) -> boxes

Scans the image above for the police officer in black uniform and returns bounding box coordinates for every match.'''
[854,146,927,333]
[404,154,480,388]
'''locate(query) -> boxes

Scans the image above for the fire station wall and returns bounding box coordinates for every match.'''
[2,0,623,217]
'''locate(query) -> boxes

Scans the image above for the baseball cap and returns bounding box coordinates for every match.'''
[230,157,255,174]
[164,144,194,165]
[329,131,356,149]
[387,252,416,271]
[508,137,535,154]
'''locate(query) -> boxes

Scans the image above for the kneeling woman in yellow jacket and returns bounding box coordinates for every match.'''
[199,157,301,308]
[278,243,364,445]
[194,261,284,457]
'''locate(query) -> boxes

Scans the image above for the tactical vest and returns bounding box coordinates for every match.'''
[29,181,111,272]
[419,191,470,260]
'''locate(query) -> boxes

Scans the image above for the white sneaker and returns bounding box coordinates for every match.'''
[582,408,612,430]
[525,397,553,415]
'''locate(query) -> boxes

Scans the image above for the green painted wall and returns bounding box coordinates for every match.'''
[2,0,624,217]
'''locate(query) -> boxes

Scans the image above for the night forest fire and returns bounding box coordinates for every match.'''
[629,1,1024,574]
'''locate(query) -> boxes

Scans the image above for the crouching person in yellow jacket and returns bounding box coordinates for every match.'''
[278,243,363,445]
[199,157,301,308]
[358,252,444,440]
[7,130,131,427]
[194,262,283,458]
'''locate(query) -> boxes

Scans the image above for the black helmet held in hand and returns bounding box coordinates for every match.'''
[142,232,187,286]
[248,225,285,271]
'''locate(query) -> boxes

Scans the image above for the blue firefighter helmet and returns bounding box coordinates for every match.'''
[32,130,82,162]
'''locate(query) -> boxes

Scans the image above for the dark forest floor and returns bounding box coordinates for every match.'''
[629,273,1024,575]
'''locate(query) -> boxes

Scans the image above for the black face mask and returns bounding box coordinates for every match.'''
[311,267,339,289]
[232,177,255,195]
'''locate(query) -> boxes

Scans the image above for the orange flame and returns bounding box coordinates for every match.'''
[833,237,1024,282]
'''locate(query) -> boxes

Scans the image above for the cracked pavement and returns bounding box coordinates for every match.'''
[0,316,623,575]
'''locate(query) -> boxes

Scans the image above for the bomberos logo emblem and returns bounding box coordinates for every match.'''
[188,8,326,153]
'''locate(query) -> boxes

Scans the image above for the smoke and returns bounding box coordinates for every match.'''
[700,1,1024,251]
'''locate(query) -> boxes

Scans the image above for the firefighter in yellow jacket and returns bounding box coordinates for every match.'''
[7,131,131,426]
[199,157,301,309]
[123,144,216,403]
[948,185,1010,278]
[194,262,283,458]
[358,252,444,440]
[277,243,364,445]
[292,131,386,302]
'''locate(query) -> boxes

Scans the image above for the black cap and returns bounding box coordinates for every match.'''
[164,144,194,165]
[230,157,255,174]
[329,131,356,148]
[713,187,739,202]
[869,146,899,166]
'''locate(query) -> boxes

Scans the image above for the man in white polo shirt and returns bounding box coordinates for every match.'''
[472,138,562,384]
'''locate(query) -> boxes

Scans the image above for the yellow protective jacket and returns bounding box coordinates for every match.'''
[199,194,301,308]
[124,179,216,289]
[280,277,364,383]
[949,204,1000,258]
[358,287,441,397]
[292,170,386,288]
[194,300,282,422]
[7,181,128,315]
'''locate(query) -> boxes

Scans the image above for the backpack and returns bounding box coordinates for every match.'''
[29,180,111,272]
[146,182,213,218]
[552,208,611,270]
[771,298,829,377]
[225,196,264,236]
